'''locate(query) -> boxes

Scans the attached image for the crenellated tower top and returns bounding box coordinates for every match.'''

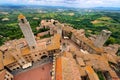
[18,14,25,19]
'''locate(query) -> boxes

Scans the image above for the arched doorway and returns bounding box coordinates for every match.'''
[41,55,48,59]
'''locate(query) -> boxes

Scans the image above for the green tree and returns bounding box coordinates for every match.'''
[105,37,116,46]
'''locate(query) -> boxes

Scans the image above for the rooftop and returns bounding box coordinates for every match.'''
[55,52,81,80]
[3,50,16,66]
[0,70,6,80]
[47,34,61,51]
[0,52,4,70]
[85,66,99,80]
[18,14,25,19]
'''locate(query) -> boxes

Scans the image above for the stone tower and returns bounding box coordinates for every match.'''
[94,30,112,47]
[56,23,63,38]
[18,14,37,49]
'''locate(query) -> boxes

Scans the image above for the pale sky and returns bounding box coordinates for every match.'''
[0,0,120,8]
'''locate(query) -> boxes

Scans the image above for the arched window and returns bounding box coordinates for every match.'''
[43,52,46,54]
[21,19,25,23]
[41,55,47,59]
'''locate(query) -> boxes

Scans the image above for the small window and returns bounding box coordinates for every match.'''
[21,19,25,23]
[32,46,35,49]
[17,67,19,69]
[13,69,15,71]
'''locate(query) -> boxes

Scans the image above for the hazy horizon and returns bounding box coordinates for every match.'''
[0,0,120,8]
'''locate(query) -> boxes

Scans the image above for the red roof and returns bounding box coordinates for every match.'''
[0,70,6,80]
[55,57,62,80]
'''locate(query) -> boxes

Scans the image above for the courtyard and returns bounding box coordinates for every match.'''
[14,63,52,80]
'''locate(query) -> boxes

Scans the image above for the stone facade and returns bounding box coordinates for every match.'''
[4,70,14,80]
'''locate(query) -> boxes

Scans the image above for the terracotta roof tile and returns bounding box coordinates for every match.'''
[0,70,6,80]
[85,66,99,80]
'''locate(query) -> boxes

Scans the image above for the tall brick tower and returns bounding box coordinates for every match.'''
[56,23,63,38]
[94,30,111,47]
[18,14,37,49]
